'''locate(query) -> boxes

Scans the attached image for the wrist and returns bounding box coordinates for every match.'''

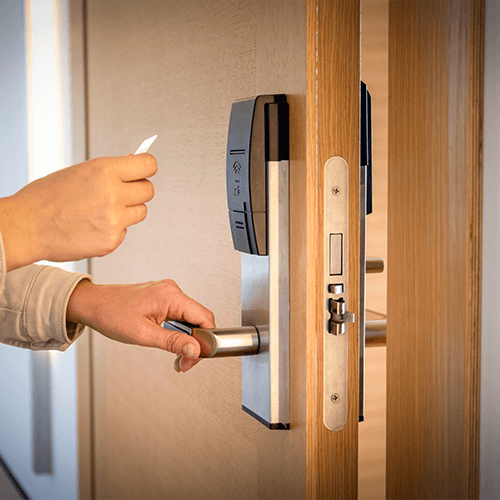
[66,279,97,326]
[0,195,42,271]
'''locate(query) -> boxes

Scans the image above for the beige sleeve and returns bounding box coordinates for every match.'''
[0,231,92,351]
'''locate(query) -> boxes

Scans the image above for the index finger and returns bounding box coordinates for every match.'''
[119,153,158,181]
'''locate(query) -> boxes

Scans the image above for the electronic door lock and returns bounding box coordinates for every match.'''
[165,95,290,430]
[227,95,290,429]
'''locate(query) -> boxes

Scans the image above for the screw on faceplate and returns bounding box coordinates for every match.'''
[331,393,340,403]
[332,186,341,196]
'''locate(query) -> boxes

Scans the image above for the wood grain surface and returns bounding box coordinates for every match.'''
[307,1,360,498]
[85,1,307,499]
[387,1,483,498]
[465,1,484,496]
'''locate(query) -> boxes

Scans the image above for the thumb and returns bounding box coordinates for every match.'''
[145,323,201,359]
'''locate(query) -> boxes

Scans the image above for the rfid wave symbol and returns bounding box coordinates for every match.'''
[233,161,242,174]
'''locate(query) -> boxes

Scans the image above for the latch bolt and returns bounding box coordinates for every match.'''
[329,298,355,336]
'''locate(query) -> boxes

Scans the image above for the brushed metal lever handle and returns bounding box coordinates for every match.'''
[365,319,387,346]
[191,327,260,358]
[163,321,260,358]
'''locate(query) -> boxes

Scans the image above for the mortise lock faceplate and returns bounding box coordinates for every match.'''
[324,156,354,432]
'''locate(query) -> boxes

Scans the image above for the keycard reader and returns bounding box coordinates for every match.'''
[227,95,289,255]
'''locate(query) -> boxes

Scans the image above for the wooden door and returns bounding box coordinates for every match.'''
[80,1,361,499]
[386,0,484,498]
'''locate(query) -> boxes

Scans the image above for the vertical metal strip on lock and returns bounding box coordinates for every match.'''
[241,160,289,429]
[324,156,353,431]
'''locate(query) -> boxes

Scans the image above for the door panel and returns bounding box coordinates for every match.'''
[387,1,483,498]
[86,1,307,499]
[306,1,360,498]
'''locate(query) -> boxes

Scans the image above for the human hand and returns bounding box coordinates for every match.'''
[66,278,215,372]
[0,154,157,271]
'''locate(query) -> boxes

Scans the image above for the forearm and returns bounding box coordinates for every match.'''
[0,195,41,272]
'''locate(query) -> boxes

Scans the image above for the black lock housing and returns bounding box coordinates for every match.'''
[226,95,289,255]
[360,81,373,215]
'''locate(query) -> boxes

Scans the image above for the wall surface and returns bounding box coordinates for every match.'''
[481,1,500,498]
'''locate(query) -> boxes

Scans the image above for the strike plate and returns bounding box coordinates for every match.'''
[324,156,351,431]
